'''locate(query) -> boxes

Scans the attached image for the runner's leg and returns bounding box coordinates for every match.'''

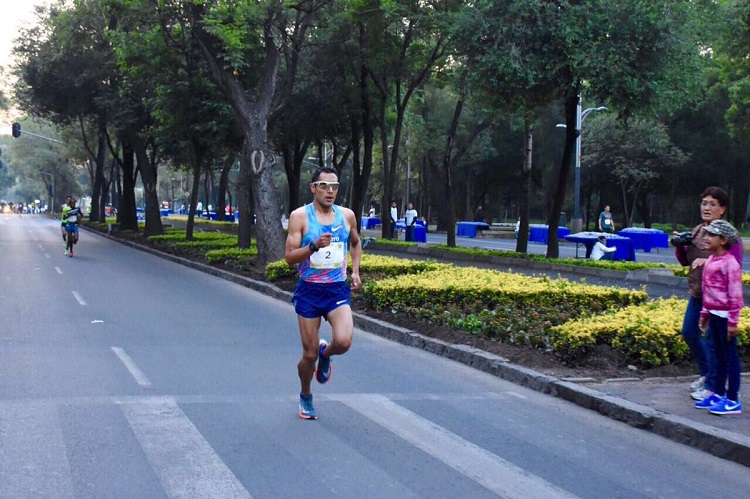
[326,305,354,357]
[297,316,322,395]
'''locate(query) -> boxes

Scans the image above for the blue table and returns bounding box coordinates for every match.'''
[396,221,426,242]
[529,225,571,244]
[361,217,381,230]
[616,228,669,253]
[457,221,490,238]
[564,231,637,261]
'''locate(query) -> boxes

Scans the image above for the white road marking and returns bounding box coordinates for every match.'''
[72,291,87,305]
[0,402,75,497]
[334,393,577,498]
[55,266,63,274]
[507,391,528,399]
[119,398,252,498]
[111,347,152,387]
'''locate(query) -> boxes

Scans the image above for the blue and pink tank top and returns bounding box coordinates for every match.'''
[298,203,349,283]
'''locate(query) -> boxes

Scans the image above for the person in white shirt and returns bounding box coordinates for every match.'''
[591,235,616,261]
[389,200,398,239]
[404,202,418,242]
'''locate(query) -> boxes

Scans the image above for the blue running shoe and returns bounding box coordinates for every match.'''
[299,393,317,420]
[694,392,722,409]
[709,398,742,415]
[315,339,332,384]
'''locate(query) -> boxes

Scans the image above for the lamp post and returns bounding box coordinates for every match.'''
[557,98,606,233]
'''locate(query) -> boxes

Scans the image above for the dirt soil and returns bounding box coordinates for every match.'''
[106,227,707,382]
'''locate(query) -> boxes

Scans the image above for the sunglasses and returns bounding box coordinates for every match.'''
[312,181,340,191]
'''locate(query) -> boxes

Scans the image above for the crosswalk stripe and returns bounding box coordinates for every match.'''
[0,402,75,498]
[334,393,577,498]
[119,398,251,498]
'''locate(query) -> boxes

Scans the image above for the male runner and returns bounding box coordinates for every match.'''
[61,196,72,243]
[64,198,81,257]
[284,167,362,420]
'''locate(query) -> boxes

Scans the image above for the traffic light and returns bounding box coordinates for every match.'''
[11,123,21,138]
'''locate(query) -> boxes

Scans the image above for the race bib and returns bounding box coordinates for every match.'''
[68,214,78,223]
[603,219,611,227]
[310,242,345,269]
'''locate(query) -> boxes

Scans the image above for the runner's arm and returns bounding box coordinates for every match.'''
[284,208,313,266]
[346,210,362,290]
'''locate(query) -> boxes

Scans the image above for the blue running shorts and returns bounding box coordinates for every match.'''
[66,224,79,233]
[292,280,351,319]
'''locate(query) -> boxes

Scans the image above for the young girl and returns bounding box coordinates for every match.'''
[693,219,744,415]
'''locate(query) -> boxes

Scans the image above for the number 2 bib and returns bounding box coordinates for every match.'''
[310,242,345,269]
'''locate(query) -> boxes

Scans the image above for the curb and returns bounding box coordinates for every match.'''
[88,227,750,468]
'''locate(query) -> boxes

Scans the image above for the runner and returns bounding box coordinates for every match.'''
[284,167,362,420]
[64,198,81,257]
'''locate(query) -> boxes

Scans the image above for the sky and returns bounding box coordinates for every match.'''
[0,1,46,131]
[0,1,42,67]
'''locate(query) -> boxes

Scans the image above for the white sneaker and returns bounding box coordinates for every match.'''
[691,388,710,401]
[690,376,705,391]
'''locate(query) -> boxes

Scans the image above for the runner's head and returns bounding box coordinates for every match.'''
[310,167,339,208]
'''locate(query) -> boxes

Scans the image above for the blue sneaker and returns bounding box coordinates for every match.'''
[694,392,722,409]
[298,393,317,420]
[709,398,742,416]
[315,339,332,384]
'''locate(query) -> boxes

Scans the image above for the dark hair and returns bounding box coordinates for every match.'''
[311,167,338,182]
[700,186,729,207]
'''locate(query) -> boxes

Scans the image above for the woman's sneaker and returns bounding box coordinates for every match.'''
[708,398,742,416]
[694,392,722,409]
[298,393,317,420]
[689,376,705,391]
[690,388,710,401]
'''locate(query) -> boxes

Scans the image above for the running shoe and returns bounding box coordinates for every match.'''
[694,392,721,409]
[298,393,317,420]
[691,388,710,401]
[69,250,73,258]
[689,376,705,391]
[64,248,69,256]
[708,398,742,415]
[315,339,332,384]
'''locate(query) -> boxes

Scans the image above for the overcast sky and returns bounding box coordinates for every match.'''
[0,1,44,67]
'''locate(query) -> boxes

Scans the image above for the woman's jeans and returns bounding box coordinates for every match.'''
[708,314,741,401]
[681,296,711,385]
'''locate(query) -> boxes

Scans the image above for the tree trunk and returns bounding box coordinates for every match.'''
[516,119,533,253]
[118,141,138,231]
[136,140,163,237]
[546,91,579,259]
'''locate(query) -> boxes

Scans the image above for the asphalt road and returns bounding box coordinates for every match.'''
[2,213,750,498]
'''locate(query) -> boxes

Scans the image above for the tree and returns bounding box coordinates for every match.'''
[583,115,688,227]
[457,0,712,257]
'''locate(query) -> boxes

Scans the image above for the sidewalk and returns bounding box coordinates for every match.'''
[91,225,750,468]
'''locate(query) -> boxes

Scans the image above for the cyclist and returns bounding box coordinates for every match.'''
[63,198,81,257]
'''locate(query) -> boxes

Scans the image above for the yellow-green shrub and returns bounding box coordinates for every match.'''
[550,297,750,366]
[265,254,450,281]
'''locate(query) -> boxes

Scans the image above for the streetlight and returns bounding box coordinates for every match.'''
[557,98,606,233]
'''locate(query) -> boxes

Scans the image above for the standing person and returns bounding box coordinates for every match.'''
[368,203,376,218]
[404,202,418,242]
[284,167,362,420]
[693,219,744,415]
[389,200,398,239]
[598,205,615,233]
[474,205,486,238]
[674,186,743,400]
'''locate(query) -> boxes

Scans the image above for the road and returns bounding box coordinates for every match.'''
[2,213,750,498]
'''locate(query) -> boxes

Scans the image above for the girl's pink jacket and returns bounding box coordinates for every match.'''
[700,252,744,328]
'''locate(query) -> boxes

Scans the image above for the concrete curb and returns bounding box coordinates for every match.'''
[87,227,750,468]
